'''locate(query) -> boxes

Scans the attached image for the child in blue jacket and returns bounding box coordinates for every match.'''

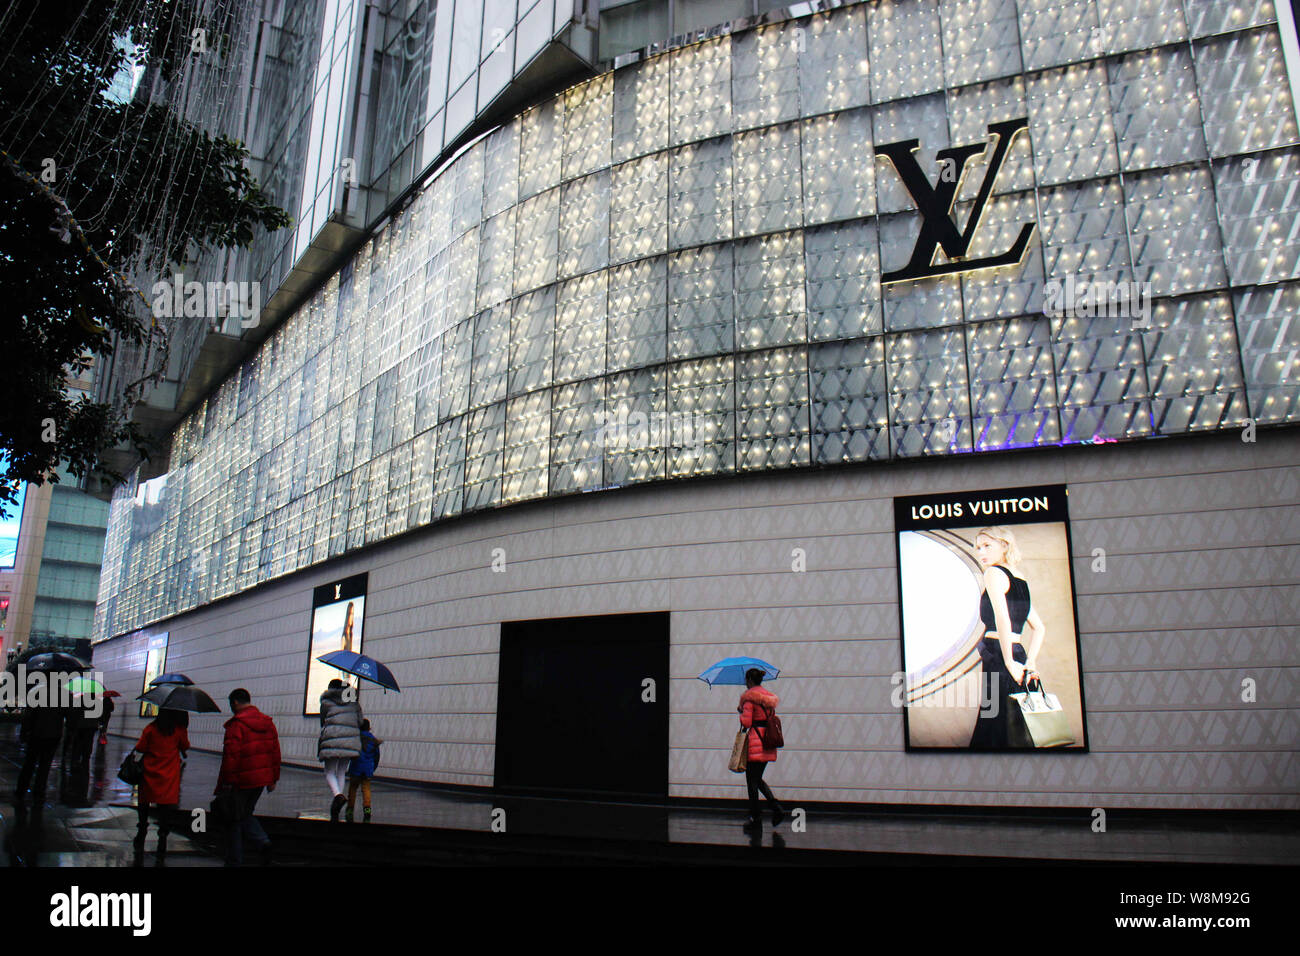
[345,719,382,822]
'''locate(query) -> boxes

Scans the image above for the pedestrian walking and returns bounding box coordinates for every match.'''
[132,709,190,858]
[738,668,784,832]
[97,695,116,748]
[215,688,280,866]
[318,679,362,822]
[14,697,65,809]
[345,719,382,822]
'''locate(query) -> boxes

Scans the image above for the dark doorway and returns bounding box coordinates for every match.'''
[495,611,669,800]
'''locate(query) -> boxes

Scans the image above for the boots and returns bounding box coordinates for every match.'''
[329,793,346,822]
[363,806,371,822]
[132,825,147,850]
[345,804,354,822]
[156,832,168,860]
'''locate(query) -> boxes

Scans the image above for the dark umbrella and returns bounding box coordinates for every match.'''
[137,684,221,713]
[21,652,90,673]
[149,673,194,686]
[317,650,400,691]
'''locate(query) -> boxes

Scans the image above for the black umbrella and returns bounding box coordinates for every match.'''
[137,684,221,713]
[149,673,194,686]
[20,652,90,673]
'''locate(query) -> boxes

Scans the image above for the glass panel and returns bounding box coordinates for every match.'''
[1194,28,1299,157]
[736,346,811,471]
[471,305,511,409]
[668,355,736,477]
[613,50,670,164]
[939,0,1023,86]
[477,208,516,311]
[968,316,1061,450]
[732,21,801,132]
[668,244,734,360]
[520,98,563,198]
[513,186,560,294]
[1108,47,1206,173]
[1051,312,1154,442]
[509,286,556,395]
[1213,149,1300,286]
[1016,0,1103,72]
[1026,61,1120,187]
[734,231,806,350]
[803,219,883,342]
[1234,282,1300,424]
[809,338,890,463]
[1124,164,1227,297]
[878,211,964,331]
[554,271,608,383]
[503,390,551,503]
[1143,294,1248,434]
[798,8,870,118]
[671,36,732,146]
[801,107,875,226]
[550,378,606,493]
[464,402,505,511]
[559,170,611,279]
[669,137,734,247]
[563,73,612,181]
[947,77,1034,203]
[887,328,973,455]
[872,92,950,216]
[604,365,668,484]
[732,122,802,236]
[483,120,520,218]
[1183,0,1276,38]
[868,0,944,103]
[957,190,1046,320]
[432,414,466,519]
[608,256,668,371]
[610,152,669,264]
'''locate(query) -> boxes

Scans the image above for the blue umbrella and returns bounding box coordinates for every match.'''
[317,650,400,692]
[150,673,194,686]
[697,657,780,687]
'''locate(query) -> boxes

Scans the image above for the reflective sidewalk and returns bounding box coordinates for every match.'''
[2,724,1294,866]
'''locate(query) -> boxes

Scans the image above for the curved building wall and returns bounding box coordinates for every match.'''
[93,430,1300,809]
[94,0,1300,644]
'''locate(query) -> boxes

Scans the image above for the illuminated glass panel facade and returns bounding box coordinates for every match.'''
[95,0,1300,641]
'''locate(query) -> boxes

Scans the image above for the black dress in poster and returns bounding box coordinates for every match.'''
[303,573,367,716]
[893,485,1088,751]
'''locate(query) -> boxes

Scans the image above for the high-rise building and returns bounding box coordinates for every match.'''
[92,0,1300,812]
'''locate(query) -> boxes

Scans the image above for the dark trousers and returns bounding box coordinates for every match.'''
[137,802,178,836]
[744,760,780,821]
[225,787,269,865]
[16,738,59,802]
[970,638,1032,750]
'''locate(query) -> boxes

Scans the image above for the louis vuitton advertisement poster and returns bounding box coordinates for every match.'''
[303,573,366,716]
[893,484,1088,752]
[139,631,170,718]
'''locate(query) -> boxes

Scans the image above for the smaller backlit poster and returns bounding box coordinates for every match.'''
[303,573,366,716]
[140,632,170,717]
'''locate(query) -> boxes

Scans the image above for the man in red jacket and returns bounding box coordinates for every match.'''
[216,687,280,865]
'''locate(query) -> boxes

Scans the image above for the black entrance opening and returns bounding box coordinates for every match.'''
[495,611,669,800]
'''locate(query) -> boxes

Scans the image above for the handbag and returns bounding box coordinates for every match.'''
[727,728,748,773]
[117,750,143,786]
[1008,676,1075,748]
[757,704,784,749]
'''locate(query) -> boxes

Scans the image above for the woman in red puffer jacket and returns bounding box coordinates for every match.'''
[738,668,784,831]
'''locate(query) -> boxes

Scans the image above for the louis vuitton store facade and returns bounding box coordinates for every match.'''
[92,0,1299,811]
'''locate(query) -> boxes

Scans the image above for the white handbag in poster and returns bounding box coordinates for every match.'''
[1009,683,1075,748]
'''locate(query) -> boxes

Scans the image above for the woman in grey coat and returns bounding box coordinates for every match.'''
[318,679,363,822]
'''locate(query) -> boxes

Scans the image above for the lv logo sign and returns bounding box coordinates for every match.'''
[875,117,1036,284]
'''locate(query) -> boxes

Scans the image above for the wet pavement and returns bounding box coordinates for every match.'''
[2,722,1295,866]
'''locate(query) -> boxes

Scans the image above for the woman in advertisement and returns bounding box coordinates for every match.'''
[318,678,363,822]
[339,602,356,654]
[132,709,190,856]
[969,526,1045,750]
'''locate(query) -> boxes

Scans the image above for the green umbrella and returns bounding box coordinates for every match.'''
[65,676,105,696]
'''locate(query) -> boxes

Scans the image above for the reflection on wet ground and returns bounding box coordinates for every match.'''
[2,723,1295,866]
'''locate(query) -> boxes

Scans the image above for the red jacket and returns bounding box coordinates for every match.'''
[216,705,281,790]
[738,686,780,763]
